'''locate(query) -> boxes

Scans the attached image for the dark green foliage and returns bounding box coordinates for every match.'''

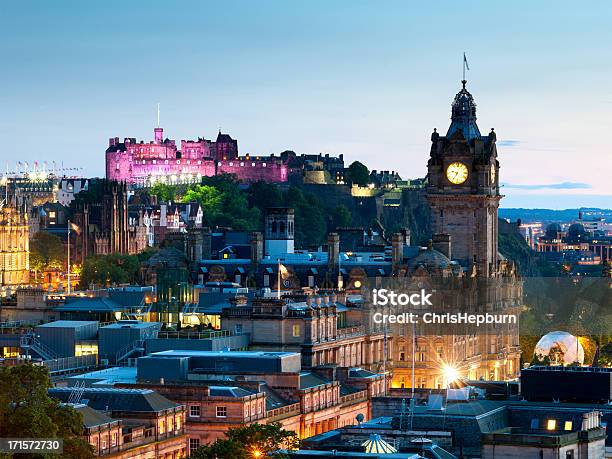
[184,175,261,230]
[79,253,140,288]
[498,231,561,277]
[330,205,352,230]
[150,183,177,202]
[0,364,94,459]
[345,161,370,186]
[599,343,612,367]
[30,231,66,272]
[189,423,299,459]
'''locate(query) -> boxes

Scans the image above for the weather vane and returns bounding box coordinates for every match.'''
[463,52,470,84]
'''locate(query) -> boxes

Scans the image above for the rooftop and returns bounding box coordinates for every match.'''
[50,387,181,413]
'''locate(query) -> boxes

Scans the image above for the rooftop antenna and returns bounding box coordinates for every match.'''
[462,52,470,88]
[157,103,160,127]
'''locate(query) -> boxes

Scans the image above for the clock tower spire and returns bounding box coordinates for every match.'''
[426,79,500,277]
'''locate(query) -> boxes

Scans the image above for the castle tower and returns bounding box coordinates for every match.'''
[264,208,295,257]
[426,79,500,277]
[154,127,163,144]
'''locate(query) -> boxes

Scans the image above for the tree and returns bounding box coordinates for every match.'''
[599,343,612,367]
[79,253,140,289]
[346,161,370,186]
[182,175,261,230]
[30,231,66,274]
[150,183,177,203]
[189,423,299,459]
[331,205,352,230]
[0,364,94,459]
[182,185,224,219]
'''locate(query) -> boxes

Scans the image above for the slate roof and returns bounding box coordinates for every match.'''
[49,387,181,413]
[54,297,123,312]
[208,386,255,398]
[73,404,116,428]
[299,372,331,389]
[108,289,149,308]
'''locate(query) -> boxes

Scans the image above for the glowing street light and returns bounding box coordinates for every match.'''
[252,449,262,458]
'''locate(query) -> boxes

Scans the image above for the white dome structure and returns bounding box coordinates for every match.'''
[534,331,584,365]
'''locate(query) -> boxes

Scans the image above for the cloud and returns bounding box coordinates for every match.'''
[501,181,592,190]
[497,140,520,147]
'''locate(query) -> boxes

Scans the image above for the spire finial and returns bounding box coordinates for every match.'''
[462,52,470,87]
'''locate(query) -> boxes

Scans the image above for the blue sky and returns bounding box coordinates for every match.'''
[1,0,611,209]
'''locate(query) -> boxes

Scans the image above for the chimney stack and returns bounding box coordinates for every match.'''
[391,233,404,268]
[432,233,452,259]
[250,232,263,264]
[327,233,340,270]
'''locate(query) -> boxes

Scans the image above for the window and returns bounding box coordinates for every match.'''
[189,405,201,417]
[189,438,200,452]
[292,325,300,337]
[111,432,117,447]
[530,418,539,429]
[546,419,557,430]
[159,419,165,434]
[564,421,573,431]
[235,324,243,334]
[216,406,227,418]
[566,451,574,459]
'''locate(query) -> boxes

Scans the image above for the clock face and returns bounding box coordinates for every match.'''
[490,166,496,184]
[446,162,469,185]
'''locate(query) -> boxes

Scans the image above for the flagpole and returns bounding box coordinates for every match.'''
[277,258,281,300]
[67,219,71,294]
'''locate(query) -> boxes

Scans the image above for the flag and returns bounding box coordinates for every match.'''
[279,263,290,279]
[69,221,81,235]
[463,53,470,71]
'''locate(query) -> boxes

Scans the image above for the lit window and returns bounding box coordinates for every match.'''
[564,421,573,431]
[547,419,557,430]
[216,406,227,418]
[293,325,300,337]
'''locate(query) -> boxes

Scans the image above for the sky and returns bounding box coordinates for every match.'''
[0,0,611,209]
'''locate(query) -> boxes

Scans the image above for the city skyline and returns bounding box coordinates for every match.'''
[1,1,611,209]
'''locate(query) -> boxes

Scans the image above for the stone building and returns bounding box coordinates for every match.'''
[220,295,389,372]
[108,349,386,452]
[71,180,148,262]
[106,127,288,185]
[384,78,521,389]
[0,203,30,289]
[50,387,188,458]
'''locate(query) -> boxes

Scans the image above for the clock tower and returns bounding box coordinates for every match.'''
[427,79,500,277]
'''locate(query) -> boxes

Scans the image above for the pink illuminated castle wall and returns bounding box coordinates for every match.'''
[106,127,288,185]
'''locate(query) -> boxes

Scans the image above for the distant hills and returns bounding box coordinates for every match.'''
[499,207,612,223]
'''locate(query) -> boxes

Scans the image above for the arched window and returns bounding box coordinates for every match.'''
[279,221,286,234]
[271,221,277,234]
